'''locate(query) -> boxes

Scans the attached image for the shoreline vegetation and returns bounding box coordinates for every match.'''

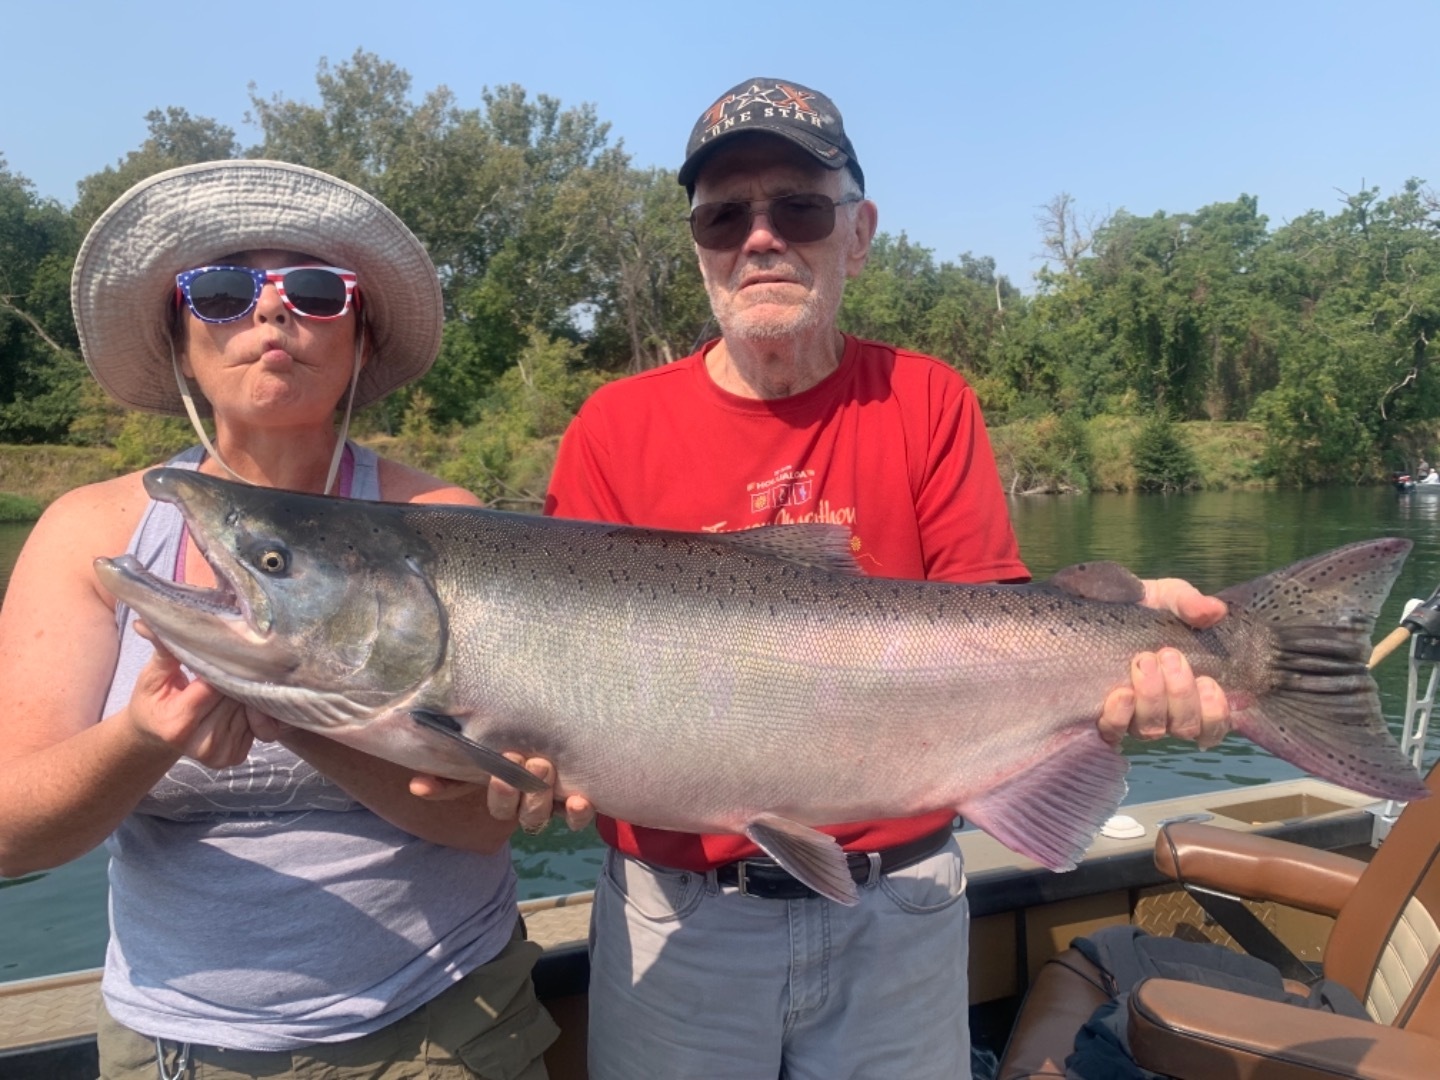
[2,417,1277,521]
[6,52,1440,513]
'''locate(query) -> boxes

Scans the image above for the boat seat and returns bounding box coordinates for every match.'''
[996,949,1109,1078]
[996,761,1440,1079]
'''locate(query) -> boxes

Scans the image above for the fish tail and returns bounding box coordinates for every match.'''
[1220,538,1429,801]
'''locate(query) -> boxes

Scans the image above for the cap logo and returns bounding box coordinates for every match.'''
[697,81,826,146]
[702,94,738,127]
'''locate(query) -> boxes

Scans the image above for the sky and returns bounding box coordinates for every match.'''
[5,1,1436,289]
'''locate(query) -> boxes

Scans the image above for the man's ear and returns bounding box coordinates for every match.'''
[846,200,879,279]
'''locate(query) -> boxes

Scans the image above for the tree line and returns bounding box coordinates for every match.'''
[4,50,1439,498]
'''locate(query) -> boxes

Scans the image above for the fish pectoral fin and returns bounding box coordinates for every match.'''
[1045,561,1146,603]
[957,730,1129,872]
[409,710,549,795]
[744,814,859,906]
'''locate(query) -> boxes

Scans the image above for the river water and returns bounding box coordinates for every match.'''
[3,489,1439,980]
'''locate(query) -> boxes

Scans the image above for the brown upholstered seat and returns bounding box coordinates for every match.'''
[996,763,1440,1079]
[996,949,1110,1079]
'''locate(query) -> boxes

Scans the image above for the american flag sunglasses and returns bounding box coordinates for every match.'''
[175,265,359,324]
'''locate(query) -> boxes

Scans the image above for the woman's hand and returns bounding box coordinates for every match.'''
[128,621,255,768]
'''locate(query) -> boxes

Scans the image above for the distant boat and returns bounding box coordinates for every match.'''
[1399,482,1440,494]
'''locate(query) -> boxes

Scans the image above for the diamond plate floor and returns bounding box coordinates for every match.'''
[0,970,101,1053]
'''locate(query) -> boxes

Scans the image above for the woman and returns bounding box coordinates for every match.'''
[0,160,568,1079]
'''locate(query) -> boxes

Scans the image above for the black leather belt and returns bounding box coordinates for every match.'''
[715,825,954,900]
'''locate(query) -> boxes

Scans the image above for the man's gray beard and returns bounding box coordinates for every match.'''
[720,310,820,342]
[712,287,839,344]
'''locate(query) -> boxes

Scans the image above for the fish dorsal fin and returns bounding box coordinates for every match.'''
[1046,561,1146,603]
[717,524,863,576]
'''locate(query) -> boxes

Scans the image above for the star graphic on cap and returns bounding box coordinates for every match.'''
[728,83,779,113]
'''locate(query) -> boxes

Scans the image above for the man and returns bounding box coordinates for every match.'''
[544,77,1230,1080]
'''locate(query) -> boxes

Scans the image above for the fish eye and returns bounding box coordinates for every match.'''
[257,549,288,574]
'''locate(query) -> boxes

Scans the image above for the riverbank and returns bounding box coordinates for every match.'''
[0,495,42,524]
[0,418,1276,517]
[0,445,126,513]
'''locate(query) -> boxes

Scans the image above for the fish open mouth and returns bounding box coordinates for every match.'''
[92,473,290,678]
[102,553,253,624]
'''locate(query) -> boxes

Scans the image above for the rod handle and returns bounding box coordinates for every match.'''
[1369,626,1412,669]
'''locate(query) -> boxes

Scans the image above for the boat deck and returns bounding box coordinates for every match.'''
[0,777,1383,1077]
[0,889,597,1061]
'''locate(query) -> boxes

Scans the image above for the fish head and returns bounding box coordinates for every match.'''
[94,467,446,729]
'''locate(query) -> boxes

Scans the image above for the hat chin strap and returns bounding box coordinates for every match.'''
[325,333,364,495]
[169,334,363,496]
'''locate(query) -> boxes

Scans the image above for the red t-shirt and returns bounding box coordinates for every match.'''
[544,334,1029,871]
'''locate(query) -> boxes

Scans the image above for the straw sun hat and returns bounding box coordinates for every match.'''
[71,159,443,417]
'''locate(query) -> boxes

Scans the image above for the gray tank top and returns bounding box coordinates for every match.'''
[101,445,519,1050]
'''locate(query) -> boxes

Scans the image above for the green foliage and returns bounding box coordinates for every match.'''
[393,390,447,474]
[109,413,195,472]
[839,234,1020,382]
[4,52,1440,493]
[0,443,124,505]
[1248,181,1440,483]
[0,492,42,522]
[990,413,1093,493]
[438,330,605,507]
[1131,413,1200,492]
[246,51,705,424]
[0,158,83,443]
[583,164,711,371]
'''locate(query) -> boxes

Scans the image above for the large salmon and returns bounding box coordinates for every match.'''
[94,468,1428,903]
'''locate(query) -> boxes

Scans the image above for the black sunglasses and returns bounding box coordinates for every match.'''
[688,193,862,251]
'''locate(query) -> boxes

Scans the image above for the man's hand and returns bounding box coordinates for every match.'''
[1099,578,1231,750]
[409,756,596,833]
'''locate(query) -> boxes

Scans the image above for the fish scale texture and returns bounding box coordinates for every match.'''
[398,512,1412,832]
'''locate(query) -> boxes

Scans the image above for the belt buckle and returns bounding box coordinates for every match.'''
[735,860,753,897]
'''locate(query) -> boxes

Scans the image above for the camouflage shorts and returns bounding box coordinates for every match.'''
[97,929,559,1080]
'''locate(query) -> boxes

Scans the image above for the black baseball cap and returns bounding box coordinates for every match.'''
[678,78,864,195]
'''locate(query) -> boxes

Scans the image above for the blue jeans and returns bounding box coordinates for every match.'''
[587,837,971,1080]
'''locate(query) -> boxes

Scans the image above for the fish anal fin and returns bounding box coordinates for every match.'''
[1047,562,1146,603]
[410,710,548,795]
[958,731,1129,872]
[745,813,859,905]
